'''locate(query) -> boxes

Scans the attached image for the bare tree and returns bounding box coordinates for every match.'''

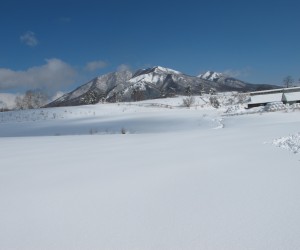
[283,76,294,88]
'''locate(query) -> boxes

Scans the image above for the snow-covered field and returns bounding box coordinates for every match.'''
[1,95,300,250]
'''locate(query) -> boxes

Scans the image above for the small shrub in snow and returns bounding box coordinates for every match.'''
[225,105,243,113]
[182,96,195,107]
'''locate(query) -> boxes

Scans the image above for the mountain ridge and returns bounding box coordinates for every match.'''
[46,66,279,107]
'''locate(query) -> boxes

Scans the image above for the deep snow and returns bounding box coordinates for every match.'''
[1,95,300,250]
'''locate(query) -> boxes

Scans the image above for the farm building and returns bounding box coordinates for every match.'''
[248,87,300,108]
[282,92,300,103]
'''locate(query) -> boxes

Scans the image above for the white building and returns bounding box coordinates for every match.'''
[248,87,300,108]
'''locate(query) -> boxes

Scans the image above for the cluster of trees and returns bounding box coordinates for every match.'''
[15,89,48,110]
[131,86,144,102]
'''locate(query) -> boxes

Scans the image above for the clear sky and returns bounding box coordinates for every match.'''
[1,0,300,94]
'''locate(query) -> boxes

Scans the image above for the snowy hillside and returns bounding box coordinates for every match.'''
[1,94,300,250]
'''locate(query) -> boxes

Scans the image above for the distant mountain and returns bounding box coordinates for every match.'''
[198,71,247,88]
[198,70,279,92]
[46,66,279,107]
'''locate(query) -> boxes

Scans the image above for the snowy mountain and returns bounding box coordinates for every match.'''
[46,66,279,107]
[198,71,249,89]
[198,71,225,81]
[47,71,133,107]
[198,70,279,91]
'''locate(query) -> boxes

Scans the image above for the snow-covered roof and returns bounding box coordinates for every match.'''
[283,92,300,102]
[250,86,300,95]
[250,93,282,104]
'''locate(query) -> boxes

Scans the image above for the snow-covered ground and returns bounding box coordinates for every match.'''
[1,95,300,250]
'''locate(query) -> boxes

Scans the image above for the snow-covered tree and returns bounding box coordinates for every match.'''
[15,89,48,110]
[182,96,195,107]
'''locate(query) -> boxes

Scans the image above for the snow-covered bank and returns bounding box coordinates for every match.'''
[1,96,300,250]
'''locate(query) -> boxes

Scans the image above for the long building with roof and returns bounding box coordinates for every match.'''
[248,87,300,108]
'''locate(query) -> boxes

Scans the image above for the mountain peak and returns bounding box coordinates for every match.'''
[198,71,225,81]
[152,66,182,75]
[132,66,181,78]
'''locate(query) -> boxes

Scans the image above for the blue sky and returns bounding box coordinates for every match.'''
[1,0,300,94]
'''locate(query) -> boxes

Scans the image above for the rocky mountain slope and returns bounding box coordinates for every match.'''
[46,66,279,107]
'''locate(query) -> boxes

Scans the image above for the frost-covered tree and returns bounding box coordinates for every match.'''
[15,89,48,110]
[182,96,195,107]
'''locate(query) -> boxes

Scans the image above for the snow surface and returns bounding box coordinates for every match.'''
[1,95,300,250]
